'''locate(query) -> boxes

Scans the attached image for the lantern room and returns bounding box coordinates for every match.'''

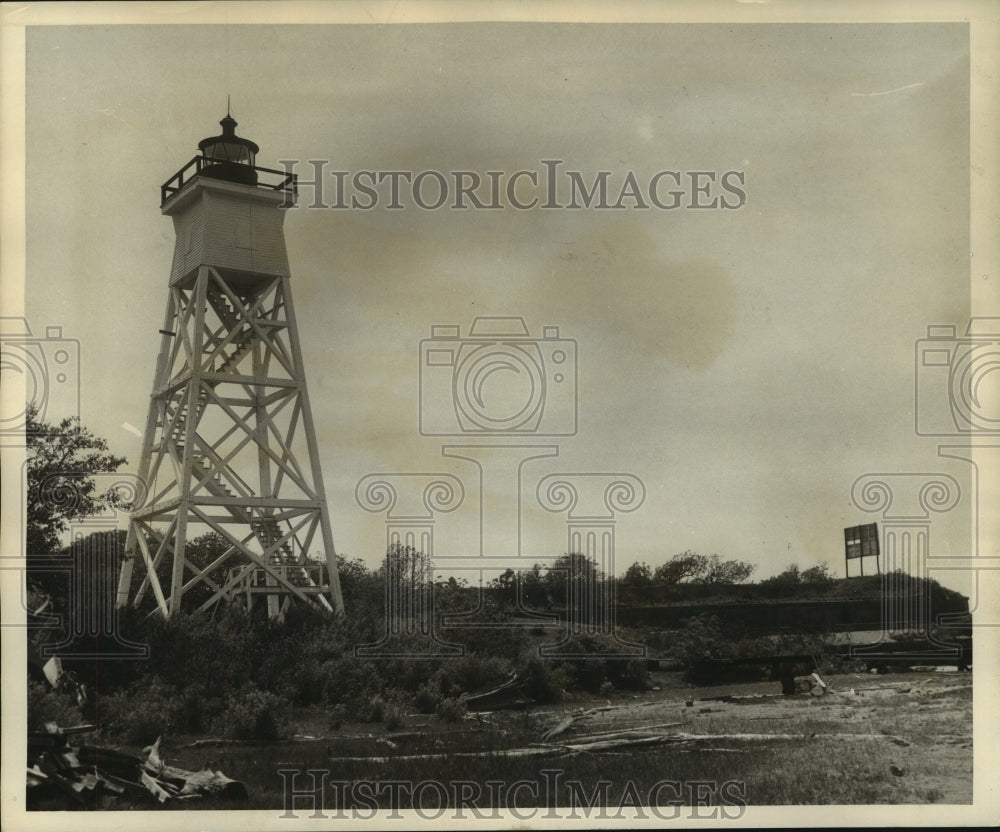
[197,113,260,186]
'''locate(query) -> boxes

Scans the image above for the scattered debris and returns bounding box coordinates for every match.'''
[461,672,534,711]
[793,676,814,695]
[541,716,575,741]
[811,671,828,694]
[40,655,91,713]
[323,727,914,765]
[27,724,247,808]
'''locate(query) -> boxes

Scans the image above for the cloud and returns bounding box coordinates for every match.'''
[536,216,737,370]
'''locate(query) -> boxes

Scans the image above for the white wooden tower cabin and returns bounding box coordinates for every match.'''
[116,112,344,620]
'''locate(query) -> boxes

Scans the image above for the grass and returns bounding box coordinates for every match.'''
[63,670,973,811]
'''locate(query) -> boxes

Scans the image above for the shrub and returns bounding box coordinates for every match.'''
[435,697,466,723]
[97,676,188,745]
[327,703,348,731]
[608,657,651,691]
[318,658,382,710]
[383,702,406,730]
[358,694,386,723]
[432,654,513,699]
[27,681,85,733]
[673,613,727,667]
[518,659,571,704]
[213,685,288,741]
[540,633,648,694]
[413,684,441,714]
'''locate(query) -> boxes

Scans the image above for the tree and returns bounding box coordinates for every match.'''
[378,542,434,588]
[179,532,249,611]
[544,553,603,607]
[653,551,707,585]
[377,543,434,625]
[759,563,802,597]
[516,563,549,609]
[652,551,755,586]
[801,563,835,584]
[620,561,653,587]
[25,405,127,556]
[336,555,384,621]
[491,568,517,607]
[698,553,755,585]
[618,561,653,605]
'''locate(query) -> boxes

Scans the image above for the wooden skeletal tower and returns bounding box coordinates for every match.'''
[116,113,344,619]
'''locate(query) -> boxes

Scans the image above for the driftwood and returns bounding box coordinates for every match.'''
[322,727,913,764]
[325,746,570,764]
[541,716,575,741]
[187,727,486,748]
[557,722,684,745]
[461,673,534,711]
[27,725,247,807]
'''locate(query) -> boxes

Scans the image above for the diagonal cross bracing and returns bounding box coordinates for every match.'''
[117,256,344,619]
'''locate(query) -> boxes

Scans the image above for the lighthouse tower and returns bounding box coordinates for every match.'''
[116,112,344,619]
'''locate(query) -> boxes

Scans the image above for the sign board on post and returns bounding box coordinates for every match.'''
[844,523,880,576]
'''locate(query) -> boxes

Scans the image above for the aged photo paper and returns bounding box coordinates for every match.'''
[2,1,998,828]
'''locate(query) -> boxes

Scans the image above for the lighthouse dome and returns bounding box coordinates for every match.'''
[198,113,259,186]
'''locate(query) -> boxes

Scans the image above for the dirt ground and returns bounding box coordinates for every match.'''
[141,666,972,808]
[515,667,973,804]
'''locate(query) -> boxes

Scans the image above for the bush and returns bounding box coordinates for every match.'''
[541,634,648,694]
[318,658,382,710]
[213,685,288,741]
[431,654,513,699]
[518,659,571,704]
[609,658,651,691]
[413,684,441,714]
[673,613,727,666]
[97,676,188,745]
[383,702,406,730]
[358,694,387,724]
[435,697,466,723]
[27,681,85,733]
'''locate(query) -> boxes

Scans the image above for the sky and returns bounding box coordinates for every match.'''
[18,19,979,588]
